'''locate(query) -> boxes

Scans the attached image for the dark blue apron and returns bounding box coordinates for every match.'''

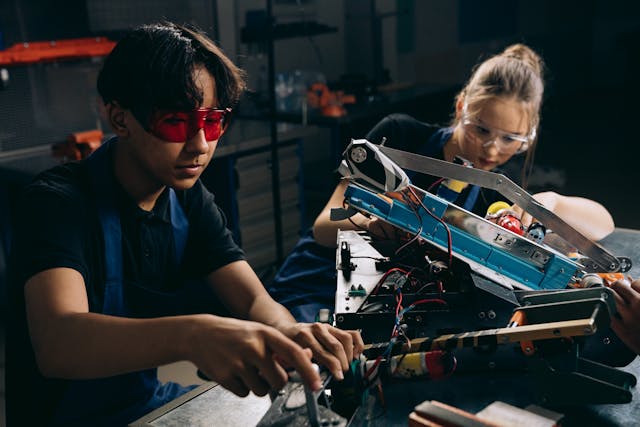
[51,138,197,427]
[268,228,337,323]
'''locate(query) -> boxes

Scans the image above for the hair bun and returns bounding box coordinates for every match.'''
[501,43,544,78]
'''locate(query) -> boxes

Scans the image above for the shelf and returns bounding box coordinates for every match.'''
[240,21,337,43]
[0,37,115,67]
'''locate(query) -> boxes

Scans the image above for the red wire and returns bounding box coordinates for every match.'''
[372,268,410,295]
[391,290,404,338]
[409,298,448,307]
[365,355,384,379]
[427,177,445,192]
[395,291,404,318]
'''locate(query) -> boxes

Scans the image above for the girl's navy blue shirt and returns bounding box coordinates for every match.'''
[268,113,519,322]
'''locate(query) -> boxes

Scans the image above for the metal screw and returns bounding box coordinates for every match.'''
[603,337,611,345]
[415,315,423,322]
[488,361,496,369]
[336,316,344,322]
[478,312,486,319]
[487,310,496,319]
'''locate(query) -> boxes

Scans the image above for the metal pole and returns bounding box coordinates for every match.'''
[266,0,284,265]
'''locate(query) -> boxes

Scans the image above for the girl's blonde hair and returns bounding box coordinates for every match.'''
[453,44,545,188]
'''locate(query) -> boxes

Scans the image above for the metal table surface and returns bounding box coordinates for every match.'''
[129,383,272,427]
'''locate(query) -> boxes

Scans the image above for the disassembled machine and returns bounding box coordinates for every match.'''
[258,139,637,426]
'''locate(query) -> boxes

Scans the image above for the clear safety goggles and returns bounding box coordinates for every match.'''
[462,115,534,154]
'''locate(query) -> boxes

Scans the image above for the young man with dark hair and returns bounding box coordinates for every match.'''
[7,22,363,426]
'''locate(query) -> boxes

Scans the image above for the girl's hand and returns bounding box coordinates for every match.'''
[512,191,559,228]
[366,217,401,241]
[610,278,640,356]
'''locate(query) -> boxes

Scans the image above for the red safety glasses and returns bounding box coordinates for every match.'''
[148,107,232,143]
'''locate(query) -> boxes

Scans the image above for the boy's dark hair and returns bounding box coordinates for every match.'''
[97,21,246,127]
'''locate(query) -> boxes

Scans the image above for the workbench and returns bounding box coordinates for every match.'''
[129,229,640,426]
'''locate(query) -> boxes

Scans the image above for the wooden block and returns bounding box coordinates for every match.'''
[409,411,445,427]
[524,404,564,425]
[476,401,559,427]
[413,400,495,427]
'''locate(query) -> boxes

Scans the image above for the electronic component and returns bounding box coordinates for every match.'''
[336,139,631,289]
[259,139,637,426]
[338,240,355,280]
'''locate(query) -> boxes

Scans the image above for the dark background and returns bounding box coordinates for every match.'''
[1,0,639,228]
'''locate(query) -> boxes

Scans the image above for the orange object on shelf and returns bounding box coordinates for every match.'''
[0,37,116,67]
[52,129,104,161]
[307,82,356,117]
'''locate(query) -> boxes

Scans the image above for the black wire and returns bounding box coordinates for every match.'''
[307,35,324,65]
[394,192,424,254]
[345,199,389,241]
[408,186,454,268]
[351,256,388,261]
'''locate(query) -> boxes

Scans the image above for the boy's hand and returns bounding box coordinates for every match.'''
[188,316,322,397]
[278,323,365,380]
